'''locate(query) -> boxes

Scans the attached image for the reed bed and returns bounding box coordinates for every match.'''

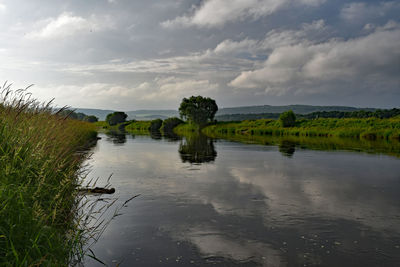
[199,117,400,140]
[0,83,97,266]
[125,120,151,132]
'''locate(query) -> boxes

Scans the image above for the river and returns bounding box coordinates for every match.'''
[82,132,400,266]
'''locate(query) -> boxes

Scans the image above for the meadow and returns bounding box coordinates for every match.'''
[0,86,97,266]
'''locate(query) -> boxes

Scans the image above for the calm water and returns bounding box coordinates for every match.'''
[82,133,400,267]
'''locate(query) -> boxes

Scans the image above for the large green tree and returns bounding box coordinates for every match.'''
[279,110,296,127]
[179,96,218,127]
[106,112,128,126]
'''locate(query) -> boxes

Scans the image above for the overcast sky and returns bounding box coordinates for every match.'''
[0,0,399,110]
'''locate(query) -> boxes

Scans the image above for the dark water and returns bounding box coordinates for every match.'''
[83,133,400,267]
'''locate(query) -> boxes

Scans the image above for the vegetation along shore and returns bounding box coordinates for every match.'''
[121,98,400,142]
[0,85,97,266]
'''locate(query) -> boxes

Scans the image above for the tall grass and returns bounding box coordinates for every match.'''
[0,84,97,266]
[125,120,151,133]
[201,118,400,140]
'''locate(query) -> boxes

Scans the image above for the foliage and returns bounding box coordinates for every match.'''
[201,117,400,140]
[303,108,400,119]
[149,119,163,132]
[84,115,99,122]
[56,109,87,120]
[161,117,184,132]
[106,111,128,126]
[125,120,151,133]
[0,84,97,265]
[210,108,400,122]
[216,112,281,121]
[179,96,218,127]
[279,110,296,127]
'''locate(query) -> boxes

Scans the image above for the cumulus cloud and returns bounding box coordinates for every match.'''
[214,20,328,56]
[162,0,325,28]
[229,23,400,96]
[340,1,400,23]
[26,12,114,40]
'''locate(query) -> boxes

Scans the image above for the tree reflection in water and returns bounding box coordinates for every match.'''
[179,133,217,163]
[278,140,296,157]
[163,131,181,142]
[105,130,127,144]
[149,130,162,140]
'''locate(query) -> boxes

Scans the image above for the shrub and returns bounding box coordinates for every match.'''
[106,112,127,126]
[161,117,184,132]
[149,119,163,131]
[84,115,99,123]
[279,110,296,127]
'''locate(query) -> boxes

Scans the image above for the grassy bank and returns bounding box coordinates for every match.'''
[0,88,97,265]
[125,120,151,134]
[197,117,400,140]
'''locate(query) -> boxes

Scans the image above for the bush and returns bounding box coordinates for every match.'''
[149,119,163,131]
[161,117,184,132]
[106,112,127,126]
[279,110,296,127]
[84,115,99,123]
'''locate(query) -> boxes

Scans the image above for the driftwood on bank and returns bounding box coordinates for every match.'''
[78,187,116,194]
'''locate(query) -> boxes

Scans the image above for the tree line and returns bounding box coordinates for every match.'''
[302,108,400,119]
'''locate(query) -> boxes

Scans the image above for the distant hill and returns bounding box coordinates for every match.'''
[74,108,178,120]
[74,108,116,121]
[216,113,281,121]
[126,110,178,120]
[75,105,377,121]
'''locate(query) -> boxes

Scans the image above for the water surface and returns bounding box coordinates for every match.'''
[83,133,400,266]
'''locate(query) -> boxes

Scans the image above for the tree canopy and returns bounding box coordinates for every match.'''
[279,110,296,127]
[179,96,218,127]
[106,112,128,126]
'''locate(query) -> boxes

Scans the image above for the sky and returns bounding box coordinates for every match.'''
[0,0,399,110]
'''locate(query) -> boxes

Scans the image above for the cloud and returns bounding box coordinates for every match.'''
[214,20,328,56]
[229,23,400,96]
[34,77,218,109]
[150,77,218,100]
[0,3,6,13]
[176,226,285,266]
[26,12,114,40]
[340,1,400,23]
[162,0,325,28]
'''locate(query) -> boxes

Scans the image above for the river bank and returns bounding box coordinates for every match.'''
[175,117,400,140]
[0,88,97,265]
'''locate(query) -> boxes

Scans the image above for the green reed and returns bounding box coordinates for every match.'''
[199,117,400,140]
[0,84,97,266]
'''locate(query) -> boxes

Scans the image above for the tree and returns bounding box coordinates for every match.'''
[84,115,98,123]
[106,112,127,126]
[279,110,296,127]
[179,96,218,127]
